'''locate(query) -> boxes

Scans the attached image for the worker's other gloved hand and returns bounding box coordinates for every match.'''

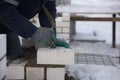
[31,28,52,47]
[55,39,70,48]
[50,29,70,48]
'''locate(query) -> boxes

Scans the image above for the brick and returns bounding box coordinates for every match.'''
[26,67,65,80]
[56,33,70,43]
[6,59,27,80]
[62,17,70,22]
[47,68,65,80]
[0,35,6,59]
[26,59,65,80]
[57,34,70,40]
[26,67,44,80]
[56,17,62,22]
[0,57,6,80]
[65,40,70,44]
[37,47,74,65]
[56,27,62,33]
[62,27,70,33]
[7,66,25,79]
[22,38,35,48]
[56,21,70,28]
[62,13,70,22]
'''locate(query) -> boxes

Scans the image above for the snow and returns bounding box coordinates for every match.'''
[68,1,120,79]
[57,0,120,45]
[71,0,120,6]
[76,22,120,45]
[66,64,120,80]
[70,41,119,57]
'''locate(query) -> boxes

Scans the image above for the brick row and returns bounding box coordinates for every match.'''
[37,47,74,65]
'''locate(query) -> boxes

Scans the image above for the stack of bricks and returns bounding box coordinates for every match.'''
[56,13,71,43]
[0,35,6,80]
[26,47,75,80]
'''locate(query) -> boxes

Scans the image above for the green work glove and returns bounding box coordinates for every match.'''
[55,39,70,48]
[31,28,53,47]
[50,29,70,48]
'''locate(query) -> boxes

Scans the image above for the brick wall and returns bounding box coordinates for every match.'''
[56,0,71,6]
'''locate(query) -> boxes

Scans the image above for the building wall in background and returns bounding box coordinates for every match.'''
[56,0,71,6]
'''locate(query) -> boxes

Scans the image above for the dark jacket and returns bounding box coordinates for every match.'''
[0,0,56,38]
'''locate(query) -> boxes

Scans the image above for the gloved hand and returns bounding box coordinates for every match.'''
[31,27,53,47]
[32,28,69,48]
[50,29,70,48]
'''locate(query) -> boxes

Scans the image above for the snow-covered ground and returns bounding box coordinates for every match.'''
[68,1,120,80]
[70,41,119,57]
[66,64,120,80]
[76,21,120,45]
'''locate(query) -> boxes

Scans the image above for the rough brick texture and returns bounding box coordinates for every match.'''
[6,59,27,80]
[37,47,74,65]
[26,67,65,80]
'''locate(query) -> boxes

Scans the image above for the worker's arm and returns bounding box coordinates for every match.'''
[0,1,54,47]
[0,1,37,38]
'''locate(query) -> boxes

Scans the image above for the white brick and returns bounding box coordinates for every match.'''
[26,67,44,80]
[57,34,70,40]
[62,27,70,33]
[62,17,70,22]
[65,40,70,44]
[56,21,70,28]
[37,47,74,65]
[56,17,62,22]
[7,66,24,79]
[0,57,6,80]
[6,59,27,80]
[62,13,70,22]
[0,35,6,59]
[56,27,62,33]
[22,38,35,48]
[57,34,70,44]
[47,68,65,80]
[26,67,65,80]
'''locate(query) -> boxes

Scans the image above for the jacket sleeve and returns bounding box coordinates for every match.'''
[38,0,56,28]
[0,2,37,38]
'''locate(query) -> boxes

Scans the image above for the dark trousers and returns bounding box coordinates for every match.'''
[0,23,23,58]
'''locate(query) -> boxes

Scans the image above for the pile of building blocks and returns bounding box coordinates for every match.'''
[0,35,6,80]
[26,47,74,80]
[7,47,74,80]
[56,13,70,43]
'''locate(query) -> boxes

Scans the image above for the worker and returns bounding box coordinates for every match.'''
[0,0,69,60]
